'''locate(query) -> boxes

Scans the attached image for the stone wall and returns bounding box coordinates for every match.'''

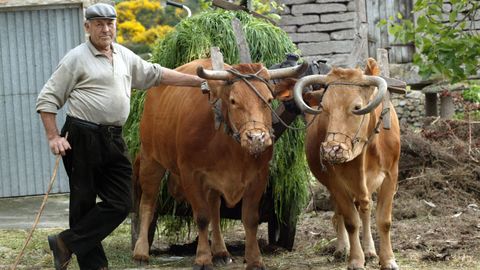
[391,91,425,128]
[278,0,357,65]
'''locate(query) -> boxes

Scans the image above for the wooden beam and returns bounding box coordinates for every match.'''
[212,0,277,25]
[231,18,252,63]
[210,47,225,70]
[377,48,391,129]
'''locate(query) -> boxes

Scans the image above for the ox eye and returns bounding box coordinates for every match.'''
[354,104,362,110]
[267,98,273,103]
[230,98,236,105]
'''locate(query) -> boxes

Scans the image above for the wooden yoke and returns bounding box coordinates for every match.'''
[376,48,408,130]
[210,47,225,130]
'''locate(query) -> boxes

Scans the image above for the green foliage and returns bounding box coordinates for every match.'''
[151,9,298,69]
[269,114,309,227]
[462,84,480,103]
[124,9,307,233]
[379,0,480,83]
[453,110,480,121]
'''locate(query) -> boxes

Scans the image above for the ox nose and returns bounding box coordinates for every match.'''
[321,142,348,163]
[247,130,266,144]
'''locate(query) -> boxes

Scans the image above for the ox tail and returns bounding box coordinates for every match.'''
[132,154,142,214]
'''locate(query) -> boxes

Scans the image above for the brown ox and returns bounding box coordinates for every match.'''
[293,59,400,270]
[132,58,306,269]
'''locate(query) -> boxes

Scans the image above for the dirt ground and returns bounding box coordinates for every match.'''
[145,118,480,270]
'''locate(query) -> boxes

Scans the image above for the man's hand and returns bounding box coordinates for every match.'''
[39,112,71,156]
[49,135,71,156]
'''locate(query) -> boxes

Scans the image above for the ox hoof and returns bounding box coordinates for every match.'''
[246,264,267,270]
[365,252,378,262]
[213,254,233,266]
[333,249,349,262]
[380,260,399,270]
[133,258,148,266]
[347,260,365,270]
[193,263,214,270]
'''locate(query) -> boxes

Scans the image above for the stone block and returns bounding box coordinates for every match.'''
[281,25,298,33]
[282,0,314,5]
[330,29,356,40]
[298,21,355,32]
[299,41,352,55]
[326,53,350,66]
[290,32,330,42]
[316,0,353,3]
[347,0,356,11]
[321,12,356,23]
[292,3,347,15]
[280,15,320,25]
[279,5,291,14]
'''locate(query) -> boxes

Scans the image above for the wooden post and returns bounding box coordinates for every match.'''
[440,94,455,119]
[231,18,252,63]
[347,23,369,68]
[376,48,391,129]
[210,46,225,70]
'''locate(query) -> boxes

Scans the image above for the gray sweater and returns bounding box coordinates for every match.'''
[36,39,162,126]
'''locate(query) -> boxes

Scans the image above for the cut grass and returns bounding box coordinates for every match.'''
[1,219,480,269]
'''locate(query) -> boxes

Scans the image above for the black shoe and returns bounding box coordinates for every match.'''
[48,234,72,270]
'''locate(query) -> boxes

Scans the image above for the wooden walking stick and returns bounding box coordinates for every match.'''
[11,133,68,270]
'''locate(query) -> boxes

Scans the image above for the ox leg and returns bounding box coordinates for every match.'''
[358,199,378,261]
[183,177,213,270]
[332,210,350,261]
[133,157,165,263]
[208,191,232,266]
[375,173,399,270]
[332,191,365,270]
[242,176,268,270]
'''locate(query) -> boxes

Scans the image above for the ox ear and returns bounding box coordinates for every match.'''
[364,58,380,76]
[303,89,325,107]
[273,78,297,101]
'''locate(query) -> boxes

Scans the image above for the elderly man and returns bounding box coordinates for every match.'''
[36,3,205,270]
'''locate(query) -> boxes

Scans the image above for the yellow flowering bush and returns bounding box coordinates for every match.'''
[115,0,175,51]
[133,25,173,44]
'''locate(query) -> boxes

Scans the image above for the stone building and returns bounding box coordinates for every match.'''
[277,0,479,126]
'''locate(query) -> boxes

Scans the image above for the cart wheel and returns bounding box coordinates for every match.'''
[267,213,297,251]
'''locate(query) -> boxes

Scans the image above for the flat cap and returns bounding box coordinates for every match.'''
[85,3,116,20]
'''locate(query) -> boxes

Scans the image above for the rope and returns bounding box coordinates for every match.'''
[226,68,316,132]
[11,133,68,270]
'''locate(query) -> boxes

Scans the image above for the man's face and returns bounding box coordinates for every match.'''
[85,19,116,49]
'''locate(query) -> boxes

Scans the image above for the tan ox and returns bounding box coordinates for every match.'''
[132,58,306,270]
[293,59,400,270]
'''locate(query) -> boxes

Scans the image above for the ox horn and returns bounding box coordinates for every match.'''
[268,62,308,79]
[197,66,232,80]
[293,75,328,114]
[352,76,387,115]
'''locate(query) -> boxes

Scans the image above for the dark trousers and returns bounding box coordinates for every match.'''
[59,116,132,270]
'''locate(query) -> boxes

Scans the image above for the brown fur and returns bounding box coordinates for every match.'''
[132,59,277,269]
[304,59,400,269]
